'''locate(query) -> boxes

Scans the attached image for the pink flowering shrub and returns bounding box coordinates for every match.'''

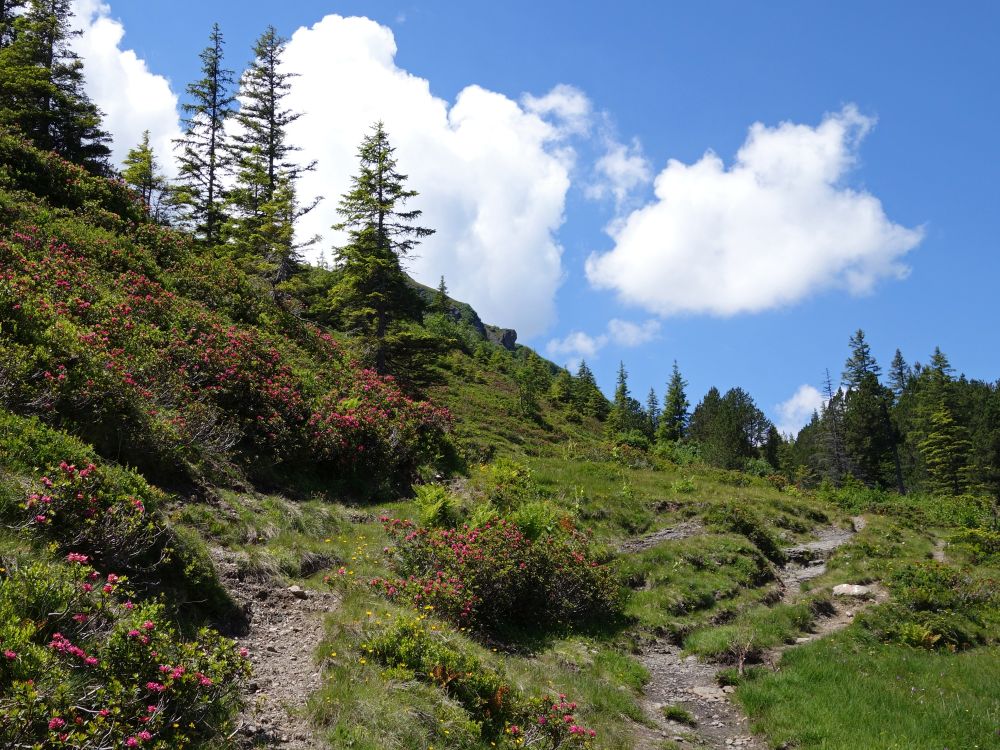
[22,460,159,573]
[0,557,249,748]
[0,206,449,486]
[371,517,623,632]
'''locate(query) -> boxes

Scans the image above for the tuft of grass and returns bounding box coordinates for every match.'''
[683,602,815,663]
[661,704,697,726]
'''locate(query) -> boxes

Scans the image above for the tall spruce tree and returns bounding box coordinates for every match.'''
[657,360,689,443]
[841,333,903,489]
[0,0,110,172]
[174,23,234,244]
[606,362,646,437]
[228,26,315,211]
[326,122,432,373]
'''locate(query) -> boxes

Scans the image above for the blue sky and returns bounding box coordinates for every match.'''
[70,1,1000,435]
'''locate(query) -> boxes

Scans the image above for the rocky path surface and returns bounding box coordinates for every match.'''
[619,521,702,554]
[211,548,339,749]
[631,517,868,749]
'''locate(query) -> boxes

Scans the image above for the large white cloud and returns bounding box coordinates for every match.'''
[70,0,181,174]
[282,15,583,337]
[546,317,660,368]
[775,384,825,437]
[585,106,924,317]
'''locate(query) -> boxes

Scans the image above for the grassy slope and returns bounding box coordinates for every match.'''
[2,132,997,749]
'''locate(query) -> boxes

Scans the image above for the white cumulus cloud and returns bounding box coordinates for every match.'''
[282,15,585,337]
[546,317,660,367]
[586,136,651,208]
[585,106,924,317]
[70,0,182,173]
[775,384,825,437]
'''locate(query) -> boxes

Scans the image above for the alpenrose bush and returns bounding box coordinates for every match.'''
[364,614,596,748]
[371,518,623,632]
[0,220,449,484]
[21,460,161,574]
[0,555,250,749]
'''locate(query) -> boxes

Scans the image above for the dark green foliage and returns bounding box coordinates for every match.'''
[0,0,110,173]
[690,387,773,471]
[324,122,432,374]
[174,23,234,244]
[606,362,649,440]
[657,360,689,443]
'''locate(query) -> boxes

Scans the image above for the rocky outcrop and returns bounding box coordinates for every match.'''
[485,325,517,351]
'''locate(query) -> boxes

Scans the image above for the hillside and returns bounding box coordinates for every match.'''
[1,131,999,750]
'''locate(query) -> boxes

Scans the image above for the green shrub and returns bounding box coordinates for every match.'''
[509,500,560,540]
[364,614,597,746]
[415,483,465,528]
[661,705,696,726]
[483,458,540,511]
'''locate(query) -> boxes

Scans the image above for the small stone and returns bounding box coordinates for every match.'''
[795,637,811,644]
[265,645,277,653]
[832,583,872,597]
[722,685,736,693]
[288,585,308,599]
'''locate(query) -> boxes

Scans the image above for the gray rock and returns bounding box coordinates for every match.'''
[287,585,308,600]
[833,583,872,597]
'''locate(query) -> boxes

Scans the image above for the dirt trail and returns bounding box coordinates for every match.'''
[631,517,867,749]
[211,548,339,749]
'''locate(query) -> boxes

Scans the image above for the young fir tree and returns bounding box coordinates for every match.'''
[919,402,972,495]
[574,360,609,420]
[122,130,171,222]
[0,0,110,172]
[174,23,234,244]
[432,276,450,314]
[645,387,660,438]
[657,360,689,443]
[326,122,433,374]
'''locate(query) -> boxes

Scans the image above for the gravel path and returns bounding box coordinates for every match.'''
[211,548,338,749]
[630,517,868,749]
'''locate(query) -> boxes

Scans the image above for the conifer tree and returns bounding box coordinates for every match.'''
[326,122,432,373]
[645,387,660,438]
[229,25,316,212]
[122,130,171,222]
[842,329,880,390]
[919,403,972,495]
[657,360,689,443]
[888,348,911,398]
[0,0,110,172]
[0,0,26,49]
[174,23,234,244]
[433,276,450,314]
[573,360,609,420]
